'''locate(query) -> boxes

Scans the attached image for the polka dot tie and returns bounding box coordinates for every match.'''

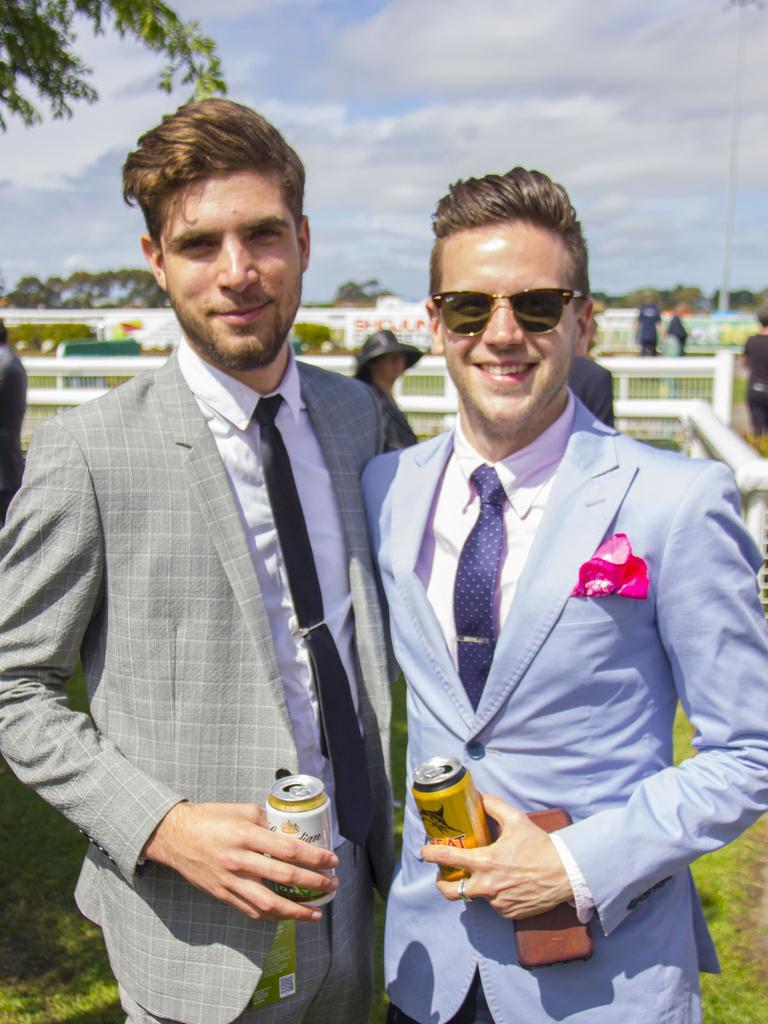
[454,464,506,709]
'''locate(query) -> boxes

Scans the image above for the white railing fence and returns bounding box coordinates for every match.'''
[596,310,756,355]
[20,351,767,610]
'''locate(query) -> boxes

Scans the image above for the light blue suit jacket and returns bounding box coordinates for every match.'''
[363,399,768,1024]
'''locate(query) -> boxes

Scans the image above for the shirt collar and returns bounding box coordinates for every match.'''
[453,392,575,517]
[177,337,304,431]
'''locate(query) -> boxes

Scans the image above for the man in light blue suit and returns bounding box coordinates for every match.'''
[363,167,768,1024]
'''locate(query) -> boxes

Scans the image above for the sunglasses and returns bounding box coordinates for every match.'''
[431,288,583,336]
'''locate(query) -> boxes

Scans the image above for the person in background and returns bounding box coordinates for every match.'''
[742,305,768,436]
[363,166,768,1024]
[636,293,661,356]
[568,314,615,427]
[664,304,688,357]
[0,318,27,526]
[568,356,615,427]
[0,99,394,1024]
[355,329,423,450]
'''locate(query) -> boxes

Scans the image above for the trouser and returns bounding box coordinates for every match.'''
[639,343,657,357]
[747,386,768,436]
[0,489,15,527]
[120,841,374,1024]
[386,973,494,1024]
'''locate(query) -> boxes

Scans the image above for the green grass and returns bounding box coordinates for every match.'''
[371,675,407,1024]
[673,713,768,1023]
[734,372,748,407]
[0,669,123,1023]
[1,674,765,1022]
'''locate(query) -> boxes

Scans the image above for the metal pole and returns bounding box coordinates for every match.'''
[719,1,760,313]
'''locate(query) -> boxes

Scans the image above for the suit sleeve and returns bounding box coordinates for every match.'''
[0,418,183,883]
[557,459,768,935]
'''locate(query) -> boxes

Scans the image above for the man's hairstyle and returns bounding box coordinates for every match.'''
[429,167,589,296]
[757,306,768,328]
[122,98,305,242]
[0,319,6,345]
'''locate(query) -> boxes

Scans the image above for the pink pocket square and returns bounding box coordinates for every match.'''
[571,533,649,599]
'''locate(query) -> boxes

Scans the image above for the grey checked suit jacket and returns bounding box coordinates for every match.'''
[0,354,394,1024]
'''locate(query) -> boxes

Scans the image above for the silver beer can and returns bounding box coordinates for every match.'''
[266,774,335,906]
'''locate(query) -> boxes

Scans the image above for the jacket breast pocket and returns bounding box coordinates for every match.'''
[556,595,647,629]
[540,595,658,703]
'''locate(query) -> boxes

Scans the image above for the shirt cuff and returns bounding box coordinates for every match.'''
[549,831,595,924]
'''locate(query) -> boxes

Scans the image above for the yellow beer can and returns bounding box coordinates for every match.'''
[412,756,491,881]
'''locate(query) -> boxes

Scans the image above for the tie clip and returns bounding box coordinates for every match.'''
[457,635,493,645]
[298,620,326,638]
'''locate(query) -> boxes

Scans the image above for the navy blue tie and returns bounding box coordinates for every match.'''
[255,394,372,845]
[454,464,506,709]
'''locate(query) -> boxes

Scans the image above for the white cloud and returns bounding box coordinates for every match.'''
[175,0,319,17]
[1,18,183,189]
[1,0,766,299]
[321,0,764,117]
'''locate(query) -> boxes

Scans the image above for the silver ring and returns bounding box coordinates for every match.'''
[458,876,472,902]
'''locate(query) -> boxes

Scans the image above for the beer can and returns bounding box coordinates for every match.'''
[266,774,335,906]
[412,757,491,881]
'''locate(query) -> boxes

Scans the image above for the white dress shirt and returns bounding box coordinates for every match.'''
[417,393,594,920]
[177,339,360,845]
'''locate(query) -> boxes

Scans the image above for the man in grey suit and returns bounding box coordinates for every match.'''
[0,99,393,1024]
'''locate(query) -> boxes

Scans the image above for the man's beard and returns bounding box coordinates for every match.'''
[170,288,300,373]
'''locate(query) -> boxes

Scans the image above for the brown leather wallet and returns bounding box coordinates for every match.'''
[513,808,593,970]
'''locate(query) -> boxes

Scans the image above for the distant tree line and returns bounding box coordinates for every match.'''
[592,284,768,313]
[2,270,169,308]
[331,281,768,312]
[2,273,767,312]
[331,278,393,305]
[1,272,388,309]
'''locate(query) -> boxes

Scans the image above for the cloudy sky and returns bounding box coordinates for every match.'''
[1,0,766,303]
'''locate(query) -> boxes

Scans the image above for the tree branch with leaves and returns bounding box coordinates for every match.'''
[0,0,225,130]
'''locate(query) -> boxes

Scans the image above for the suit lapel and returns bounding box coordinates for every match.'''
[299,367,393,726]
[390,434,477,724]
[475,410,637,730]
[300,369,370,567]
[154,356,291,726]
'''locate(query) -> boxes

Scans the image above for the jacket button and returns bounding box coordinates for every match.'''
[466,741,485,760]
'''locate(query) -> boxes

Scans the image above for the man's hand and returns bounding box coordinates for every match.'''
[420,793,572,919]
[142,802,339,922]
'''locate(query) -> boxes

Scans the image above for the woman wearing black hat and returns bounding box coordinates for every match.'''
[355,330,423,451]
